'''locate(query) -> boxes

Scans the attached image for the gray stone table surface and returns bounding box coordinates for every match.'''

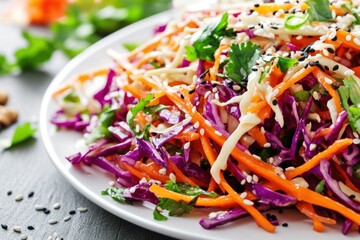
[0,4,175,240]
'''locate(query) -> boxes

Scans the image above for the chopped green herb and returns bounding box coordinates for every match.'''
[0,55,14,74]
[315,180,325,194]
[63,91,81,103]
[154,196,198,220]
[101,187,132,204]
[225,41,261,84]
[164,181,217,198]
[0,122,37,150]
[294,90,311,102]
[338,76,360,132]
[277,57,298,73]
[123,43,140,52]
[305,0,333,23]
[85,107,116,143]
[187,12,235,62]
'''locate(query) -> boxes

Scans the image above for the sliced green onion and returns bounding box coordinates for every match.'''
[315,180,325,194]
[285,14,309,30]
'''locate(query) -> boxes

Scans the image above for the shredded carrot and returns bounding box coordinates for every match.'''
[119,162,149,181]
[333,163,360,194]
[174,131,200,142]
[312,68,342,113]
[275,66,316,97]
[296,201,336,225]
[247,126,267,147]
[168,161,198,186]
[314,127,332,139]
[352,66,360,78]
[123,84,146,99]
[313,219,325,232]
[134,161,170,183]
[149,184,237,208]
[336,30,360,51]
[285,139,353,179]
[207,178,218,192]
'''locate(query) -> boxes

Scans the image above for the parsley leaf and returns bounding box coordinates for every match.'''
[63,91,81,103]
[277,57,298,73]
[164,181,217,198]
[126,94,153,127]
[154,196,198,220]
[123,43,140,51]
[14,31,55,70]
[101,187,132,204]
[85,107,116,144]
[338,76,360,132]
[305,0,333,22]
[187,12,235,62]
[225,41,261,84]
[0,55,14,74]
[0,122,37,150]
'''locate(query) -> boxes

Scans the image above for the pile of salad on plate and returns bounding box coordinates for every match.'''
[51,0,360,234]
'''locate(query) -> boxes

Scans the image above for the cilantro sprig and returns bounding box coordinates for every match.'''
[276,57,298,73]
[153,196,198,220]
[305,0,333,23]
[338,76,360,132]
[101,187,132,204]
[85,107,116,144]
[224,41,261,84]
[0,122,37,150]
[164,181,217,198]
[185,12,235,62]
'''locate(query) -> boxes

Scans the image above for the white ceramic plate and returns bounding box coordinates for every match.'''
[40,10,358,240]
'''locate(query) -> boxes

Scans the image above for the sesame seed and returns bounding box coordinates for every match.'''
[331,36,337,41]
[298,56,305,62]
[253,175,259,183]
[28,192,34,198]
[64,215,71,222]
[263,143,271,148]
[48,219,59,225]
[205,120,211,126]
[240,179,246,185]
[53,202,61,210]
[158,168,166,175]
[350,195,356,199]
[278,209,284,214]
[353,139,360,144]
[214,130,222,136]
[188,89,195,95]
[200,128,205,136]
[169,173,176,183]
[184,142,190,150]
[254,3,259,7]
[13,226,21,233]
[272,99,278,105]
[282,223,289,227]
[251,67,258,71]
[354,38,360,46]
[194,121,200,128]
[35,204,45,211]
[15,195,24,202]
[322,49,329,56]
[20,235,28,240]
[344,69,354,75]
[246,175,252,183]
[233,85,241,91]
[192,106,196,113]
[204,91,211,98]
[324,65,329,71]
[243,199,254,206]
[309,143,317,151]
[332,65,339,71]
[69,210,76,215]
[108,181,115,186]
[7,191,12,196]
[240,192,247,199]
[327,48,335,53]
[268,157,274,164]
[27,226,34,230]
[1,224,8,230]
[180,94,184,99]
[77,207,88,213]
[345,35,352,41]
[325,77,332,84]
[273,89,279,96]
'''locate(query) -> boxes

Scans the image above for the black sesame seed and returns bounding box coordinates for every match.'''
[282,223,289,227]
[249,26,255,30]
[324,65,330,71]
[271,26,279,30]
[308,48,315,53]
[298,57,306,62]
[180,94,184,99]
[43,209,51,214]
[69,210,76,215]
[211,83,218,87]
[272,99,278,105]
[331,36,338,41]
[270,215,278,221]
[272,11,277,16]
[254,3,260,7]
[189,89,195,95]
[309,61,316,67]
[1,224,8,230]
[284,10,289,14]
[327,48,335,53]
[350,195,356,199]
[7,191,12,196]
[332,65,339,71]
[304,63,309,69]
[315,63,325,72]
[249,9,254,14]
[278,209,284,214]
[28,192,34,198]
[266,213,271,218]
[251,67,258,72]
[27,226,34,230]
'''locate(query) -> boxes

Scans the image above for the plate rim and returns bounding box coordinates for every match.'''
[39,8,360,240]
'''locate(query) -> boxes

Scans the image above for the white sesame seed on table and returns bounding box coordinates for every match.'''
[0,8,173,240]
